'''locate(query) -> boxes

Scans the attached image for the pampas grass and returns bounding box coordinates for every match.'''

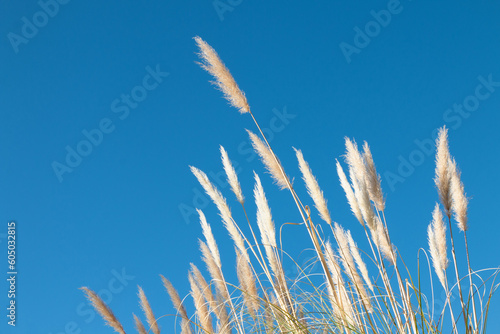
[83,38,499,334]
[247,130,290,190]
[80,287,125,334]
[295,148,332,225]
[220,146,244,204]
[138,286,161,334]
[194,37,249,114]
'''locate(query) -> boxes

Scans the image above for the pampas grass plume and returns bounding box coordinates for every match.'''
[362,141,385,211]
[295,148,332,224]
[138,286,161,334]
[198,209,221,268]
[188,272,214,333]
[161,275,193,334]
[449,157,469,231]
[190,166,246,257]
[194,36,250,114]
[247,130,289,190]
[428,204,448,288]
[435,126,452,217]
[220,145,244,204]
[133,313,147,334]
[336,160,364,225]
[80,287,126,334]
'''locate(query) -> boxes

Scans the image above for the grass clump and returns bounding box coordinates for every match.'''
[81,37,499,334]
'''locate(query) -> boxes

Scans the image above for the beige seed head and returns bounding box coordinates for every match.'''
[197,209,221,268]
[346,230,374,292]
[247,130,290,190]
[236,248,259,316]
[190,166,232,225]
[199,240,229,300]
[138,286,161,334]
[194,36,250,114]
[351,169,377,230]
[336,160,364,225]
[253,173,277,249]
[435,126,452,217]
[160,275,192,334]
[428,204,448,288]
[334,224,372,311]
[80,287,125,334]
[214,293,231,334]
[190,166,246,256]
[253,172,289,307]
[374,217,395,265]
[344,138,367,186]
[449,158,469,231]
[344,138,377,229]
[190,263,216,313]
[188,272,214,333]
[133,313,147,334]
[220,146,244,204]
[295,148,332,224]
[324,241,354,322]
[428,224,443,288]
[362,141,385,211]
[432,204,449,270]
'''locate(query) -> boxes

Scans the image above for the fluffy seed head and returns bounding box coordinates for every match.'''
[198,209,221,268]
[220,146,244,203]
[344,138,377,229]
[191,166,246,256]
[194,36,250,114]
[253,173,277,249]
[199,240,229,300]
[295,148,331,224]
[161,275,188,318]
[324,241,355,323]
[449,158,469,231]
[138,286,161,334]
[344,138,367,186]
[189,272,214,333]
[374,217,395,265]
[351,170,376,230]
[247,130,290,190]
[236,248,259,316]
[432,204,449,270]
[190,263,216,312]
[347,230,374,292]
[334,224,372,312]
[336,160,364,225]
[190,166,232,226]
[362,141,385,211]
[435,126,452,217]
[428,204,448,288]
[80,287,125,334]
[133,313,147,334]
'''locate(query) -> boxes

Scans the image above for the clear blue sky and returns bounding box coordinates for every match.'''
[1,0,499,333]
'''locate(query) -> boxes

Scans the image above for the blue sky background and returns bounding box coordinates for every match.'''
[1,0,500,333]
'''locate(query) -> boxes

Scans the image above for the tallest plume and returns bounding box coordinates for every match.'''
[194,36,250,114]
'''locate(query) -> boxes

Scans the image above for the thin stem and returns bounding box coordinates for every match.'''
[464,231,478,333]
[447,216,469,333]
